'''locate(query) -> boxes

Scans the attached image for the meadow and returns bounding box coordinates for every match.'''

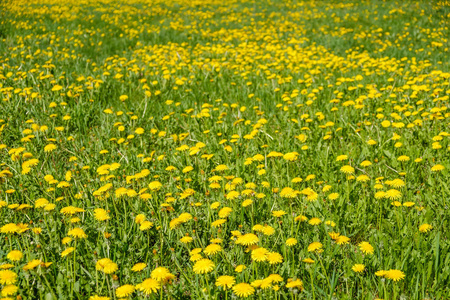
[0,0,449,299]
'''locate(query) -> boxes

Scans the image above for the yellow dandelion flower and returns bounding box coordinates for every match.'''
[336,235,350,245]
[340,165,354,174]
[285,238,298,246]
[232,283,255,298]
[116,284,135,298]
[0,270,17,285]
[6,250,23,262]
[358,242,374,255]
[419,224,433,233]
[352,264,365,273]
[431,164,445,172]
[204,244,222,256]
[251,247,268,262]
[193,259,215,274]
[307,242,323,252]
[235,233,259,246]
[67,227,87,239]
[131,263,147,272]
[136,278,160,295]
[266,252,283,265]
[385,269,405,281]
[215,275,236,289]
[151,267,175,282]
[61,247,75,258]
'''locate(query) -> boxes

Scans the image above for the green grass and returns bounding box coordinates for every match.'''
[0,0,449,299]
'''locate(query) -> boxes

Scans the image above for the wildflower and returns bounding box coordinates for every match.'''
[135,214,146,224]
[260,278,272,289]
[131,263,147,272]
[190,248,202,255]
[384,189,402,200]
[44,144,57,152]
[140,221,154,231]
[385,269,405,281]
[215,276,236,289]
[389,179,405,188]
[96,258,118,274]
[356,175,370,182]
[0,264,14,270]
[1,284,18,296]
[215,164,229,171]
[307,242,323,252]
[6,250,23,262]
[62,237,72,245]
[211,238,222,244]
[328,193,339,200]
[218,207,233,218]
[242,199,253,207]
[336,235,350,245]
[340,165,354,174]
[431,164,445,172]
[0,270,17,285]
[352,264,365,273]
[391,201,402,207]
[419,224,433,233]
[235,265,246,273]
[358,242,374,255]
[292,177,303,183]
[136,278,160,295]
[309,218,322,225]
[286,279,303,290]
[235,233,259,246]
[210,202,220,209]
[266,252,283,264]
[211,219,227,227]
[204,244,222,256]
[280,187,297,198]
[272,210,286,217]
[251,247,268,262]
[180,236,193,244]
[23,259,42,271]
[375,191,386,199]
[1,223,19,234]
[116,284,135,298]
[148,181,162,191]
[295,215,308,222]
[302,258,315,264]
[193,259,215,274]
[35,198,49,208]
[226,191,240,200]
[151,267,175,282]
[336,155,348,161]
[286,238,298,246]
[262,225,275,236]
[60,206,85,215]
[283,152,298,161]
[68,228,87,239]
[94,208,110,221]
[267,274,283,283]
[360,160,372,167]
[61,247,75,257]
[190,254,203,262]
[232,283,255,297]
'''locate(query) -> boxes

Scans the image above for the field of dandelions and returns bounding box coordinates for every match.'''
[0,0,449,299]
